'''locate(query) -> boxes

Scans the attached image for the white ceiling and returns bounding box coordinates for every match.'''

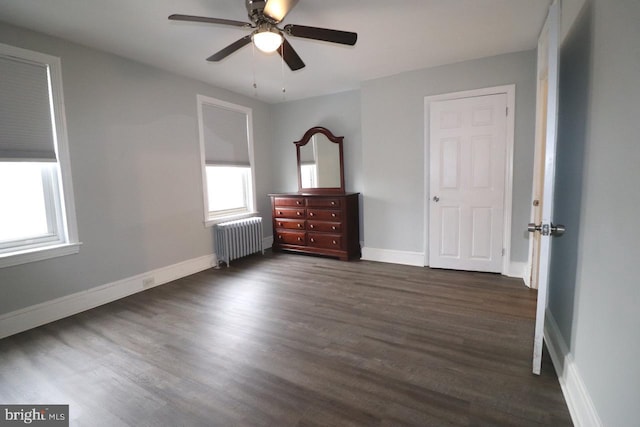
[0,0,551,104]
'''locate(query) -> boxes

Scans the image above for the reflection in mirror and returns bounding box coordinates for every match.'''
[295,126,345,194]
[299,134,341,189]
[299,142,316,188]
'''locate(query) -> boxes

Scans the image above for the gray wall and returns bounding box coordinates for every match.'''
[360,50,537,260]
[549,0,640,424]
[269,90,363,236]
[270,90,362,194]
[0,23,273,315]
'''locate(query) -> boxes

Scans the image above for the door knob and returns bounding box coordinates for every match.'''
[550,223,566,236]
[528,222,566,236]
[433,196,440,202]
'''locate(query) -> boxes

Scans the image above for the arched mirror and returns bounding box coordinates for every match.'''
[294,127,345,194]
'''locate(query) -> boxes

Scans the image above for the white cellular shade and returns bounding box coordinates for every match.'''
[299,137,316,165]
[0,55,57,162]
[202,103,249,166]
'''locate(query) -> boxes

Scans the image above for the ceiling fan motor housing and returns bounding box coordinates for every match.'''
[246,0,268,22]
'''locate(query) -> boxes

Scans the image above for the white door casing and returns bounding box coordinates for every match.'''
[530,0,562,376]
[428,93,508,273]
[526,17,551,291]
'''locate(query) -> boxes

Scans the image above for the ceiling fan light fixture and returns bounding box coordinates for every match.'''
[252,28,284,53]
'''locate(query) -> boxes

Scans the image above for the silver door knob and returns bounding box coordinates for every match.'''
[528,222,566,236]
[550,223,566,236]
[433,196,440,202]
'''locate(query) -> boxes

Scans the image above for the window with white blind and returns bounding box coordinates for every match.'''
[196,95,256,225]
[0,43,80,268]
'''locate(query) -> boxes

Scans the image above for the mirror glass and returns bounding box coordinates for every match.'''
[299,133,341,189]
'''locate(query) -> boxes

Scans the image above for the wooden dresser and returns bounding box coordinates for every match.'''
[269,193,360,261]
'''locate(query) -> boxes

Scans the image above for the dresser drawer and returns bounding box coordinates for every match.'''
[269,192,360,261]
[276,230,306,245]
[308,233,342,249]
[274,219,305,230]
[274,207,306,219]
[274,197,305,207]
[307,221,342,233]
[306,198,341,208]
[307,209,341,221]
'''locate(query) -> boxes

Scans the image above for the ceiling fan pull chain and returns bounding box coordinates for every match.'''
[251,42,258,97]
[281,45,287,101]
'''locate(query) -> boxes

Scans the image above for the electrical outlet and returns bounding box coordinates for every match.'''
[142,277,155,288]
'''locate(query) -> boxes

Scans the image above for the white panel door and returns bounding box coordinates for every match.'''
[429,93,507,273]
[530,0,563,376]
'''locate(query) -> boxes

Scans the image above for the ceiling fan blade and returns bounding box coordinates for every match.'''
[278,38,305,71]
[169,14,251,28]
[207,35,252,62]
[284,24,357,46]
[263,0,300,23]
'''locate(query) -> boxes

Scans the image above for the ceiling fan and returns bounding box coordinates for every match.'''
[169,0,357,71]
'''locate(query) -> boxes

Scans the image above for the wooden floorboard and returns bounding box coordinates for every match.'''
[0,252,572,426]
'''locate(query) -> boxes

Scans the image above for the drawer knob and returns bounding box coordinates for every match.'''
[331,201,336,206]
[297,224,302,228]
[332,240,337,245]
[309,212,314,217]
[331,213,336,217]
[310,224,314,229]
[297,237,302,242]
[278,235,283,240]
[297,212,302,216]
[278,211,283,215]
[278,222,283,226]
[296,201,301,205]
[310,238,315,243]
[331,226,336,230]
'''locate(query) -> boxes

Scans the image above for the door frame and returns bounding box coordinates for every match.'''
[423,85,516,275]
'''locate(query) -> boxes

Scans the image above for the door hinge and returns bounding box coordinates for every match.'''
[501,248,505,256]
[506,107,509,116]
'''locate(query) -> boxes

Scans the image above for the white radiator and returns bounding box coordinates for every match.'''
[215,217,264,267]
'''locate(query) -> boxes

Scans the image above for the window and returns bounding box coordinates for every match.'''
[197,95,256,225]
[300,163,317,188]
[205,165,252,214]
[0,43,80,268]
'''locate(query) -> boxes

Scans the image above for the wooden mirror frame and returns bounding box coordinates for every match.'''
[294,126,345,194]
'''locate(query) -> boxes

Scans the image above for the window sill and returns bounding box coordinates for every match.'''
[205,212,259,228]
[0,242,82,269]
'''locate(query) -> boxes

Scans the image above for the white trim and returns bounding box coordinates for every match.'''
[506,261,527,279]
[522,266,532,288]
[204,211,260,228]
[0,254,217,339]
[545,309,604,427]
[361,247,425,267]
[423,84,516,276]
[196,95,256,227]
[263,235,273,250]
[0,42,80,257]
[0,242,81,269]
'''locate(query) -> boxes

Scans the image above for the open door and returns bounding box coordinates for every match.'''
[529,0,565,375]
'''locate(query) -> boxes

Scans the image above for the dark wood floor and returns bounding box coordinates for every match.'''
[0,252,572,426]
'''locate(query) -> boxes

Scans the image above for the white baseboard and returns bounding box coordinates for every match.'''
[506,261,527,279]
[0,254,217,339]
[361,247,425,267]
[545,309,603,427]
[263,235,273,250]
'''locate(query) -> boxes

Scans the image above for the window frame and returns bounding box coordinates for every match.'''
[196,95,257,226]
[204,164,253,216]
[0,43,80,268]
